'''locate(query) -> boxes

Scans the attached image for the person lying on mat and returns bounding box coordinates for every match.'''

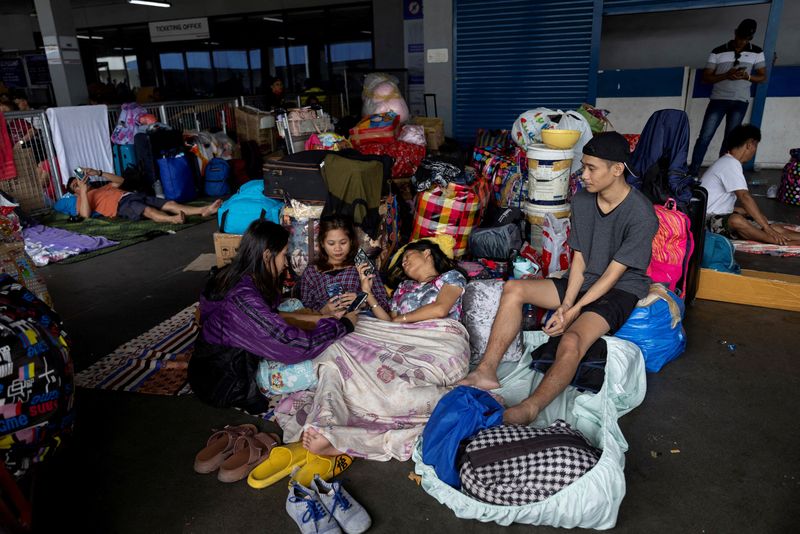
[702,125,800,246]
[297,236,468,458]
[299,215,390,315]
[66,167,221,224]
[189,220,359,414]
[459,132,659,425]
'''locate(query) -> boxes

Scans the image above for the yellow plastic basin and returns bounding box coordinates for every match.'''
[541,129,580,150]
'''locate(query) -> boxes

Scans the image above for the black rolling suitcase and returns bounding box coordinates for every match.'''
[134,129,185,184]
[680,184,708,306]
[263,151,328,201]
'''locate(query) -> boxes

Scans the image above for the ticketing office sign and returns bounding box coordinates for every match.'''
[149,17,210,43]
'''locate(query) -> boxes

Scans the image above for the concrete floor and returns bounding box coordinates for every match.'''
[29,170,800,533]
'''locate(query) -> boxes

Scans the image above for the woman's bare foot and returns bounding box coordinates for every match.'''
[458,366,501,390]
[201,199,223,217]
[502,400,539,426]
[302,427,343,457]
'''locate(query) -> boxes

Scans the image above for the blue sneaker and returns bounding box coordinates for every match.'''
[311,475,372,534]
[286,481,342,534]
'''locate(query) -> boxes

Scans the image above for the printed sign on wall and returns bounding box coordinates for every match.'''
[148,17,209,43]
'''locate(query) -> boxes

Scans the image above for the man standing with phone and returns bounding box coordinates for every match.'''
[688,18,767,177]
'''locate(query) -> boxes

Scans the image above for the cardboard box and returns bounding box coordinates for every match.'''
[412,116,445,151]
[235,107,278,152]
[213,232,242,268]
[696,268,800,312]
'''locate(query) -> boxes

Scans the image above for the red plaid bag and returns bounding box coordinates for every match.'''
[411,178,490,258]
[358,140,426,178]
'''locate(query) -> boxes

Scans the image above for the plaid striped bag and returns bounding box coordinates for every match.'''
[411,178,490,258]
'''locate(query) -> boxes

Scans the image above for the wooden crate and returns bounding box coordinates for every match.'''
[696,268,800,312]
[235,107,278,152]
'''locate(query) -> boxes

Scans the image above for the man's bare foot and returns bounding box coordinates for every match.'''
[201,199,222,217]
[168,211,187,224]
[302,427,343,457]
[503,400,539,426]
[458,366,501,390]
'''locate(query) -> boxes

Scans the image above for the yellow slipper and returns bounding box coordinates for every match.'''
[247,441,308,489]
[289,452,354,488]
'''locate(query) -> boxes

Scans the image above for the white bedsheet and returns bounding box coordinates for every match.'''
[46,105,114,185]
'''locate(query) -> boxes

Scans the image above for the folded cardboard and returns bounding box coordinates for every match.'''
[696,268,800,312]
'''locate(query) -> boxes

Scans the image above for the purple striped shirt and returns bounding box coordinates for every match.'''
[299,264,390,313]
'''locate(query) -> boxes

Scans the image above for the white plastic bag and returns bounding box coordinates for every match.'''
[361,72,410,123]
[541,213,570,277]
[511,108,555,150]
[412,331,647,529]
[557,111,594,174]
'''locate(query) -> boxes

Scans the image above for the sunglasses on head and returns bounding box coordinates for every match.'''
[734,50,742,67]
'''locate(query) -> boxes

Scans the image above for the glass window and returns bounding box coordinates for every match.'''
[186,51,213,97]
[159,52,187,98]
[249,49,262,95]
[213,50,249,96]
[96,55,126,85]
[125,55,140,89]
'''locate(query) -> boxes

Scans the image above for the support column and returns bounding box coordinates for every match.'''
[34,0,89,106]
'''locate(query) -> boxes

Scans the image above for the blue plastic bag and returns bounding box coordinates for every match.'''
[421,386,504,489]
[158,154,196,203]
[217,180,283,234]
[615,289,686,373]
[702,231,741,273]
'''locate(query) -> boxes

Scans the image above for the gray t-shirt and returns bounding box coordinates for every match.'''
[706,41,765,102]
[566,188,658,299]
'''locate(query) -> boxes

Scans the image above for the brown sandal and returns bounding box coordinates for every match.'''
[193,424,258,474]
[217,433,281,483]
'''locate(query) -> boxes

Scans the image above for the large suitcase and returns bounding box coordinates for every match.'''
[112,143,137,176]
[134,129,185,184]
[680,184,708,306]
[263,151,328,201]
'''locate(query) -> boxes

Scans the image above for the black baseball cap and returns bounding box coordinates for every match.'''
[735,19,757,39]
[582,132,630,164]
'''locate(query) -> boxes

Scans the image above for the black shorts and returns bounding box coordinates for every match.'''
[550,278,639,334]
[117,192,168,221]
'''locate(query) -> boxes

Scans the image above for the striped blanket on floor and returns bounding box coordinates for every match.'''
[75,304,280,419]
[733,224,800,257]
[75,304,199,395]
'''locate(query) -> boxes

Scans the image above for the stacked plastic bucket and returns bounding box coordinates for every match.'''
[524,129,580,251]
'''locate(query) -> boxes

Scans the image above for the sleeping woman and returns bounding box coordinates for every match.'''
[275,238,471,461]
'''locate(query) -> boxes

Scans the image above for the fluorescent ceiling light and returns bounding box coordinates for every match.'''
[360,30,372,35]
[77,35,91,39]
[281,36,296,41]
[127,0,172,7]
[262,16,283,23]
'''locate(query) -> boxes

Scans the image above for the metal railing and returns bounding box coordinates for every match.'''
[107,97,240,135]
[2,110,61,214]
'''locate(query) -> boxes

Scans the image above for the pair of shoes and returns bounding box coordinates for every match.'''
[193,424,280,483]
[194,424,257,473]
[248,443,354,490]
[286,475,371,534]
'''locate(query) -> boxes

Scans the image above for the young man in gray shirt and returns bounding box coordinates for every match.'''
[460,132,659,425]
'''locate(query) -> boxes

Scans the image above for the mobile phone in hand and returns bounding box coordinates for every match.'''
[354,248,375,276]
[346,291,368,313]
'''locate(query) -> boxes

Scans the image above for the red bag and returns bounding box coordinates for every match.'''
[358,140,426,178]
[646,199,694,295]
[349,112,400,147]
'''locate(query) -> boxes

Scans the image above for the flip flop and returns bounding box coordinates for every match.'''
[247,441,308,489]
[217,432,281,483]
[194,424,258,474]
[289,452,354,488]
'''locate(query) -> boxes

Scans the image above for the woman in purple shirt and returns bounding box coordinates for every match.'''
[188,220,358,413]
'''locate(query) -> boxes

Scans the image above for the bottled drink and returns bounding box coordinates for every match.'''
[153,180,165,198]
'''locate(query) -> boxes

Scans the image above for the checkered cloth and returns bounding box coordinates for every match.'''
[459,420,601,506]
[411,178,490,258]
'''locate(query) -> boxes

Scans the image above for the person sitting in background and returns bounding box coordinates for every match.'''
[299,215,390,315]
[703,124,800,245]
[66,167,221,223]
[0,101,34,145]
[189,220,358,413]
[361,238,467,323]
[265,76,287,110]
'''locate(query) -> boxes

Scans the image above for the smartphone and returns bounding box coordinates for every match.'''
[346,291,368,313]
[326,282,344,299]
[354,248,375,277]
[73,167,86,180]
